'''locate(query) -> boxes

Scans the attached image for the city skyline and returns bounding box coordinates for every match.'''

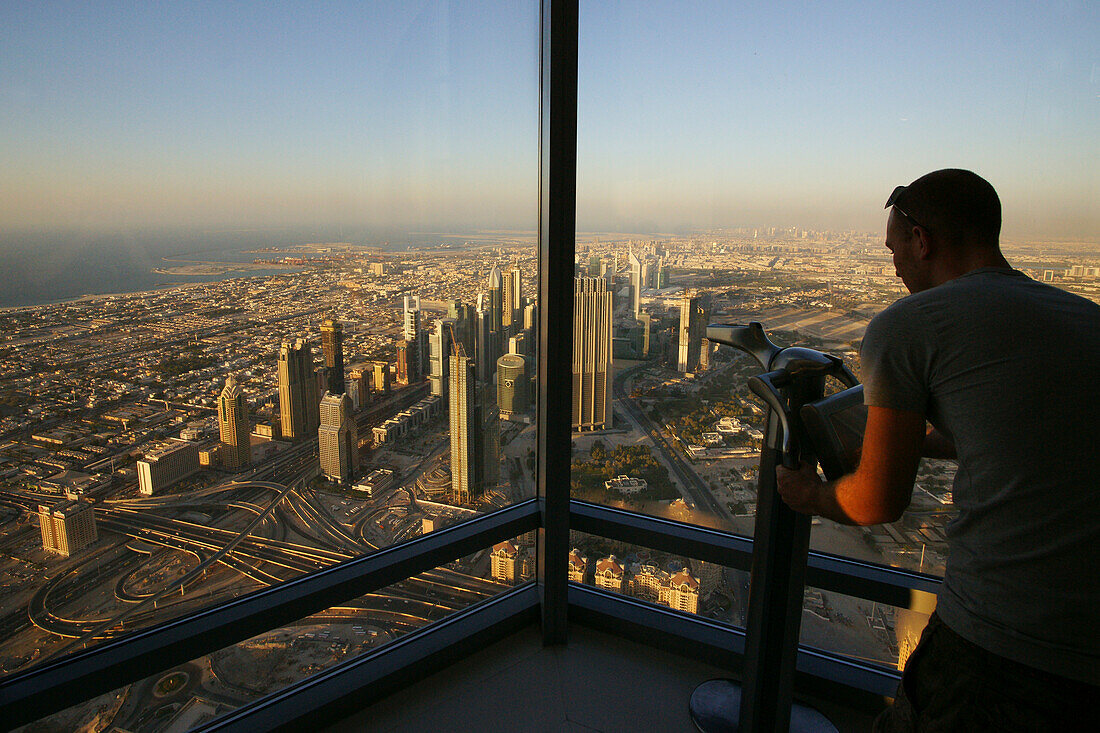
[1,2,1097,241]
[1,228,1094,727]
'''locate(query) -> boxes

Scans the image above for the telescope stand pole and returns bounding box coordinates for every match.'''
[690,381,836,732]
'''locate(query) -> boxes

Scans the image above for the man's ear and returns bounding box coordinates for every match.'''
[914,226,934,260]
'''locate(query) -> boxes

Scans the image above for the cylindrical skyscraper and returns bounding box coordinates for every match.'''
[497,353,528,417]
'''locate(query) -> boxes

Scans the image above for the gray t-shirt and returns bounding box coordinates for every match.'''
[861,267,1100,684]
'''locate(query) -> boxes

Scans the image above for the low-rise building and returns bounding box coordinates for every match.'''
[38,499,97,556]
[629,562,669,602]
[490,540,521,584]
[604,475,648,495]
[137,439,200,495]
[568,548,588,584]
[594,555,625,592]
[352,468,395,497]
[666,569,700,614]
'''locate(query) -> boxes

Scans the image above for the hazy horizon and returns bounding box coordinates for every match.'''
[2,1,1097,244]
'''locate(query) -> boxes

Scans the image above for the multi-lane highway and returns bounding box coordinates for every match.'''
[0,423,509,665]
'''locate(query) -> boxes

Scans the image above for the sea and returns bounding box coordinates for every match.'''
[0,228,414,310]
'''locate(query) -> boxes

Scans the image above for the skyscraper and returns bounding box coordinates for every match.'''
[503,263,522,336]
[38,500,97,556]
[403,294,421,342]
[320,319,345,395]
[218,375,250,471]
[573,277,613,432]
[497,353,528,417]
[278,339,320,441]
[508,332,529,358]
[588,253,602,278]
[403,294,426,380]
[638,310,651,358]
[349,367,370,409]
[628,248,642,319]
[475,299,493,384]
[429,318,456,398]
[487,265,503,334]
[319,391,358,483]
[449,348,483,504]
[677,295,707,373]
[448,299,475,358]
[372,361,391,394]
[396,340,411,385]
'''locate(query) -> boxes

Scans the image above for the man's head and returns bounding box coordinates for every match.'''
[884,169,1004,293]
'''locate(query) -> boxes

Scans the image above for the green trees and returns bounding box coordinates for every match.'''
[570,443,677,501]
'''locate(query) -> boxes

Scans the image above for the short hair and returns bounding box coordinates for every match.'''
[891,169,1001,248]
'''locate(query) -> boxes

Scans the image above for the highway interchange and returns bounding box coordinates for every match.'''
[0,426,509,681]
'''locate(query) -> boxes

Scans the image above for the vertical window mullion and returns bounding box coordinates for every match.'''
[536,0,578,645]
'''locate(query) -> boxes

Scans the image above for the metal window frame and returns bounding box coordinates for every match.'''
[571,500,941,608]
[536,0,577,646]
[0,500,538,730]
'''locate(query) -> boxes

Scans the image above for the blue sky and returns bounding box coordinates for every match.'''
[1,0,1096,240]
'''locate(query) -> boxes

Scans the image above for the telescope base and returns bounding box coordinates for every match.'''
[689,678,837,733]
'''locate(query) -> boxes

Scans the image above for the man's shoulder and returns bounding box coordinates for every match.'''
[864,295,927,345]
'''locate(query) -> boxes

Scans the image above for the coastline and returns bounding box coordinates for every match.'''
[0,259,305,313]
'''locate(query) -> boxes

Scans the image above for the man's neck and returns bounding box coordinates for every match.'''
[931,247,1012,287]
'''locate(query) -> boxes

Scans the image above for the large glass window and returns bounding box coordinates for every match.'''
[574,1,1098,582]
[0,0,538,679]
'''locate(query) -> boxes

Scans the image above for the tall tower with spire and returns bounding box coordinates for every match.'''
[628,247,642,319]
[487,266,503,334]
[475,292,493,384]
[503,263,522,337]
[218,375,251,470]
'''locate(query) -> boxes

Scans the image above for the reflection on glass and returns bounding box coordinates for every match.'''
[16,542,524,733]
[799,585,935,673]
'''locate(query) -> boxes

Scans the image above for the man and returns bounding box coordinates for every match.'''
[776,169,1099,731]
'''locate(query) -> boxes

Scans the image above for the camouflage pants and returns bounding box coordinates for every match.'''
[873,613,1097,732]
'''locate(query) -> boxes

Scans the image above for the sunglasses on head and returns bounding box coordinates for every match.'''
[885,185,931,233]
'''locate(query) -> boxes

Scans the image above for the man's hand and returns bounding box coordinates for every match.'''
[776,461,824,515]
[774,406,926,526]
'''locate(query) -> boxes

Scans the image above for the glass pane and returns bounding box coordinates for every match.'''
[15,543,524,732]
[0,1,538,677]
[800,585,935,673]
[575,1,1098,577]
[570,531,746,628]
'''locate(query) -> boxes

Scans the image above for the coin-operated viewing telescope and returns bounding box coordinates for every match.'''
[690,322,866,733]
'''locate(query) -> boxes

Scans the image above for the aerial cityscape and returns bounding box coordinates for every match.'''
[2,226,1097,730]
[1,1,1096,730]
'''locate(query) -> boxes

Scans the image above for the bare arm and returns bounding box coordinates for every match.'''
[777,405,925,525]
